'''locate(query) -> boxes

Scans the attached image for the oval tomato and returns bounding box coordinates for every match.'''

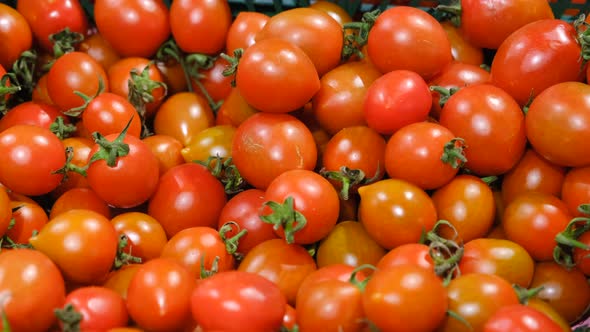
[101,264,141,300]
[180,125,236,164]
[6,200,49,244]
[483,304,564,332]
[226,11,270,55]
[0,101,64,132]
[0,3,32,69]
[0,187,11,238]
[561,167,590,217]
[111,212,167,263]
[50,187,111,219]
[57,286,128,331]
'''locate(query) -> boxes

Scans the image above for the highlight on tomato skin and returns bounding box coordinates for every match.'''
[0,1,589,331]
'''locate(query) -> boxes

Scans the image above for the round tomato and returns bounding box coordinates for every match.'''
[50,187,111,219]
[111,212,167,263]
[526,82,590,167]
[483,304,564,332]
[126,258,195,332]
[0,249,66,332]
[0,3,32,69]
[0,187,10,238]
[0,101,64,132]
[192,56,233,104]
[439,83,526,175]
[6,200,49,244]
[358,179,437,249]
[441,21,483,65]
[234,38,320,113]
[56,286,128,331]
[102,264,141,300]
[561,167,590,217]
[77,32,121,72]
[81,92,142,138]
[376,243,435,273]
[297,264,368,300]
[191,271,286,332]
[148,163,227,237]
[226,12,270,55]
[180,125,236,163]
[94,0,170,58]
[215,87,258,127]
[309,0,352,25]
[51,136,93,197]
[231,112,317,189]
[142,134,185,176]
[363,265,448,332]
[367,6,452,80]
[0,125,65,196]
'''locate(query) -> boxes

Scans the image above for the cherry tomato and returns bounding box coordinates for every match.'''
[362,265,448,332]
[226,12,270,55]
[363,70,432,135]
[215,87,258,127]
[0,3,32,69]
[312,61,381,135]
[437,273,520,332]
[17,0,88,52]
[238,238,317,305]
[501,149,566,205]
[156,59,188,95]
[459,238,535,287]
[309,1,353,25]
[573,231,590,276]
[256,7,343,76]
[160,226,235,279]
[192,271,286,332]
[234,38,320,113]
[376,243,435,272]
[439,83,526,175]
[126,258,196,332]
[530,261,590,323]
[525,298,572,332]
[102,264,141,300]
[441,21,483,65]
[148,163,227,237]
[181,125,236,163]
[502,192,572,261]
[491,19,583,106]
[170,0,232,54]
[358,179,437,249]
[87,132,160,208]
[283,303,297,331]
[32,74,54,106]
[385,122,462,190]
[0,125,65,196]
[297,264,368,301]
[5,200,48,245]
[262,169,340,245]
[232,112,317,189]
[432,175,496,243]
[47,51,109,112]
[316,221,386,269]
[0,101,64,134]
[192,57,233,103]
[0,249,66,332]
[526,82,590,167]
[0,187,10,238]
[561,167,590,217]
[142,134,185,176]
[94,0,170,58]
[483,304,564,332]
[29,209,119,284]
[367,6,452,80]
[217,189,278,256]
[78,32,121,72]
[153,92,215,146]
[81,92,142,138]
[57,286,128,331]
[51,137,93,197]
[111,212,167,263]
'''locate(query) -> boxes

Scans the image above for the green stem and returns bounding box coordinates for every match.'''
[88,117,133,167]
[348,264,377,292]
[219,221,248,257]
[54,304,83,332]
[50,116,77,140]
[259,197,307,244]
[112,234,142,270]
[440,138,467,169]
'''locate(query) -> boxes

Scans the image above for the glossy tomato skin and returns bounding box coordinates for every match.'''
[459,0,554,49]
[310,0,352,25]
[530,262,590,323]
[367,6,452,80]
[459,238,535,287]
[191,271,286,332]
[296,264,368,300]
[148,163,227,238]
[432,175,496,243]
[385,122,460,190]
[0,187,11,238]
[235,38,320,113]
[17,0,87,52]
[526,82,590,167]
[358,179,437,249]
[215,87,258,127]
[217,189,278,256]
[111,212,167,263]
[316,221,386,269]
[0,101,64,132]
[573,231,590,276]
[94,0,170,58]
[561,166,590,217]
[363,70,432,135]
[491,19,583,106]
[483,304,564,332]
[50,187,111,219]
[441,22,483,65]
[78,32,121,72]
[160,227,235,279]
[232,112,317,189]
[51,137,94,197]
[126,258,195,332]
[47,52,109,112]
[256,7,343,76]
[226,12,270,55]
[238,239,317,305]
[60,286,128,331]
[502,192,572,261]
[0,3,32,69]
[87,133,160,208]
[7,200,49,244]
[439,83,526,175]
[142,134,185,176]
[437,273,520,332]
[376,243,434,273]
[102,264,141,300]
[0,125,65,196]
[0,249,66,332]
[180,125,236,164]
[29,209,119,284]
[81,92,142,138]
[312,62,381,135]
[362,265,447,332]
[192,57,233,103]
[171,0,231,54]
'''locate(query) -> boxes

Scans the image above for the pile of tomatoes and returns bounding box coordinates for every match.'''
[0,0,589,331]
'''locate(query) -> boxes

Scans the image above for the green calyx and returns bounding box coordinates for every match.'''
[441,138,468,169]
[260,196,307,244]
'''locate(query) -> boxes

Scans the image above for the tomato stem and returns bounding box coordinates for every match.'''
[0,74,21,115]
[575,14,590,68]
[200,255,220,279]
[441,138,467,169]
[53,146,89,181]
[127,63,168,138]
[88,116,133,167]
[430,85,460,109]
[349,264,377,292]
[54,303,83,332]
[219,49,243,86]
[320,165,380,201]
[63,77,106,117]
[446,309,473,331]
[513,284,545,304]
[219,221,248,257]
[195,156,247,195]
[48,27,85,61]
[433,1,462,26]
[260,197,307,244]
[341,9,380,61]
[112,234,142,270]
[50,116,77,140]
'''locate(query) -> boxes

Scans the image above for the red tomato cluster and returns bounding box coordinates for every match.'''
[0,0,589,331]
